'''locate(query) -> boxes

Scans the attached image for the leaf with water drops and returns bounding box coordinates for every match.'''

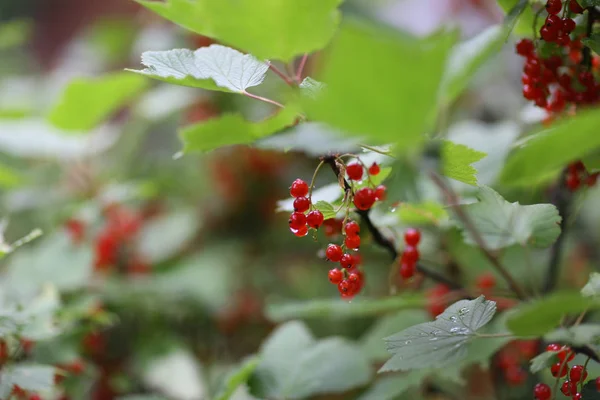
[379,296,496,372]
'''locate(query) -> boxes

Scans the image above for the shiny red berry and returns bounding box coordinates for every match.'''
[558,347,575,362]
[595,376,600,391]
[338,280,351,295]
[551,362,568,377]
[563,18,576,33]
[328,268,343,284]
[516,39,535,56]
[289,212,307,230]
[340,253,356,269]
[476,272,496,290]
[573,393,582,400]
[346,163,363,181]
[345,221,360,236]
[545,0,562,14]
[326,244,343,262]
[368,162,380,176]
[570,365,588,383]
[290,179,309,198]
[344,235,360,250]
[570,0,584,13]
[533,382,551,400]
[399,261,415,279]
[374,185,386,201]
[566,172,581,191]
[540,26,558,42]
[404,228,421,246]
[561,380,577,396]
[353,187,376,211]
[292,225,308,237]
[547,343,562,352]
[402,246,419,263]
[306,210,324,229]
[293,196,310,212]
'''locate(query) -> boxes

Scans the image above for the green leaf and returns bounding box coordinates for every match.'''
[441,24,505,104]
[396,201,450,226]
[306,21,456,148]
[506,291,595,336]
[180,107,298,153]
[250,321,372,399]
[501,109,600,186]
[0,364,55,397]
[496,0,535,36]
[136,0,343,62]
[530,351,558,373]
[299,77,326,99]
[582,273,600,298]
[0,19,32,51]
[214,356,260,400]
[356,374,422,400]
[266,295,427,322]
[128,45,269,93]
[380,296,496,372]
[581,379,600,400]
[0,163,22,188]
[441,140,487,185]
[48,72,148,131]
[582,33,600,56]
[459,186,561,250]
[313,201,338,220]
[579,0,600,7]
[544,324,600,347]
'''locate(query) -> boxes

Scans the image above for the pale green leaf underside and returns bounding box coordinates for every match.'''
[380,296,496,372]
[545,324,600,347]
[299,77,326,99]
[459,186,561,249]
[180,107,298,153]
[215,356,260,400]
[128,45,269,93]
[136,0,343,62]
[582,273,600,298]
[442,140,487,185]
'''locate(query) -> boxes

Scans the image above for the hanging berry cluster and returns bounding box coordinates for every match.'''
[565,160,599,191]
[495,339,540,386]
[288,160,387,299]
[516,0,600,118]
[398,228,422,279]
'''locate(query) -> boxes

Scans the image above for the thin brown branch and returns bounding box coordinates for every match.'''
[268,64,295,86]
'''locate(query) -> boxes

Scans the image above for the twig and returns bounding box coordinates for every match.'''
[269,64,295,86]
[322,155,463,290]
[429,172,527,300]
[582,7,598,68]
[241,91,285,108]
[295,53,309,83]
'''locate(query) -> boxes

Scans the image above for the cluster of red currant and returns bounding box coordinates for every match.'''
[516,0,600,118]
[288,179,325,236]
[565,160,599,191]
[496,339,540,386]
[398,228,421,279]
[326,221,365,299]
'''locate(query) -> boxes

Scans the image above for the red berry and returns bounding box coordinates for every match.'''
[306,210,324,229]
[545,14,562,28]
[541,26,558,42]
[569,0,584,13]
[67,359,85,375]
[340,253,356,269]
[290,179,309,198]
[346,163,363,181]
[289,212,307,230]
[566,172,581,191]
[570,365,588,383]
[561,380,577,396]
[524,58,542,75]
[404,228,421,246]
[28,395,42,400]
[326,244,343,262]
[368,162,380,176]
[476,272,496,290]
[595,376,600,391]
[516,39,535,56]
[558,347,575,362]
[505,366,527,386]
[573,393,582,400]
[65,218,85,243]
[402,246,419,263]
[338,280,351,295]
[533,382,552,400]
[546,0,562,14]
[292,225,308,237]
[348,272,360,285]
[546,343,562,352]
[293,197,310,212]
[588,172,599,187]
[399,261,415,279]
[344,235,360,250]
[563,18,576,33]
[344,221,360,236]
[328,268,343,284]
[517,340,539,360]
[353,187,376,211]
[374,185,386,201]
[551,362,568,377]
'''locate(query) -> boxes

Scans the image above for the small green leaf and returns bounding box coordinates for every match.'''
[356,374,422,400]
[442,140,487,185]
[530,351,558,373]
[459,186,561,249]
[496,0,535,36]
[306,21,456,148]
[582,273,600,297]
[396,201,449,226]
[579,0,600,7]
[380,296,496,372]
[48,72,148,131]
[544,324,600,347]
[501,109,600,186]
[180,107,298,153]
[582,34,600,56]
[506,292,595,336]
[299,77,326,99]
[313,201,338,220]
[215,356,260,400]
[128,45,269,93]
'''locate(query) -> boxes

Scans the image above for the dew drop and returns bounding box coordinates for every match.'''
[404,340,412,345]
[458,307,470,316]
[449,316,458,322]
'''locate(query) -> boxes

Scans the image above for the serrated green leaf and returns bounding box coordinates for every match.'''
[215,356,260,400]
[506,291,596,336]
[442,140,487,185]
[48,72,148,131]
[313,201,338,220]
[581,378,600,399]
[501,109,600,186]
[582,273,600,298]
[530,351,557,373]
[396,201,449,226]
[380,296,496,372]
[128,45,269,93]
[306,21,456,148]
[299,77,325,99]
[496,0,535,36]
[180,107,298,153]
[459,186,561,249]
[266,295,427,322]
[545,324,600,347]
[136,0,343,62]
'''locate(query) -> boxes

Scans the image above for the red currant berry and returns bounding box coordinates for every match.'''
[546,0,562,14]
[28,395,42,400]
[547,343,562,352]
[404,228,421,246]
[573,393,582,400]
[563,18,576,33]
[476,272,496,290]
[541,26,558,42]
[524,58,542,75]
[353,187,376,211]
[348,272,360,285]
[293,225,308,237]
[516,39,535,57]
[505,366,527,386]
[290,179,309,198]
[545,14,562,28]
[374,185,386,201]
[551,362,568,378]
[344,235,361,250]
[326,244,343,262]
[402,246,419,264]
[346,163,364,181]
[570,365,588,383]
[587,172,599,187]
[561,380,577,396]
[517,340,539,360]
[399,261,415,279]
[293,196,310,212]
[368,162,380,176]
[566,172,581,191]
[340,253,356,269]
[289,212,307,230]
[338,280,351,295]
[306,210,324,229]
[595,376,600,391]
[558,347,575,362]
[328,268,343,284]
[533,382,552,400]
[345,221,360,236]
[569,0,584,13]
